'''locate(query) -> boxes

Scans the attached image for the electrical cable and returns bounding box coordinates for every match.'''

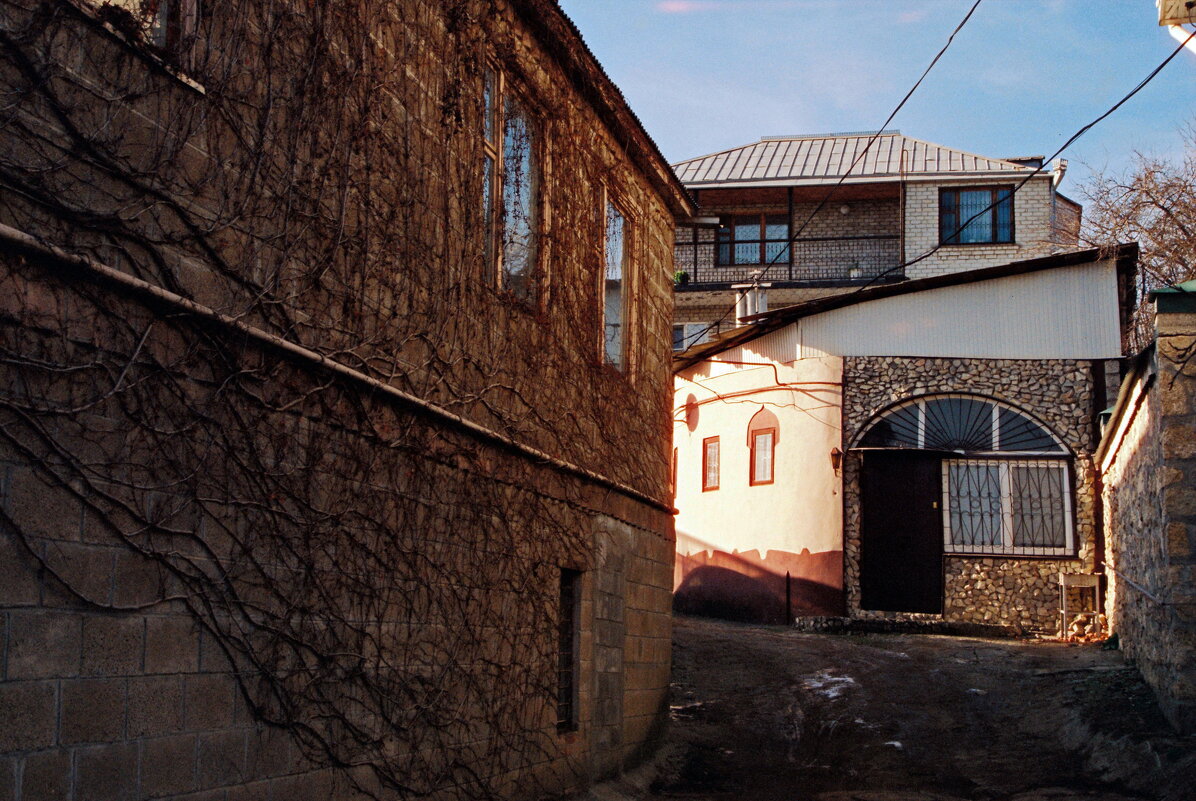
[677,0,985,350]
[857,24,1196,291]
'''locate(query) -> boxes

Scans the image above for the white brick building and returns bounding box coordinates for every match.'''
[672,131,1082,347]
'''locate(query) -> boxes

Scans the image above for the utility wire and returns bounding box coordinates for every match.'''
[677,0,984,350]
[858,24,1196,292]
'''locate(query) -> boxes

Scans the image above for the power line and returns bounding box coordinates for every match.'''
[678,0,985,350]
[858,24,1196,291]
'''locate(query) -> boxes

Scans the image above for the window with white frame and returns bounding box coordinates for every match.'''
[858,394,1073,557]
[943,458,1072,556]
[672,323,710,352]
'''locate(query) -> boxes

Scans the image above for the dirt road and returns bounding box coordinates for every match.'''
[632,617,1196,801]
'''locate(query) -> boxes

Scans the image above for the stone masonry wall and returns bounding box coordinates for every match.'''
[0,0,682,797]
[842,357,1099,631]
[1102,309,1196,733]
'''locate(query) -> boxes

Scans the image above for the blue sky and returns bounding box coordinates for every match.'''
[557,0,1196,195]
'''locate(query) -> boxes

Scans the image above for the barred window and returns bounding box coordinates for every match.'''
[557,568,581,732]
[944,459,1072,556]
[603,201,627,369]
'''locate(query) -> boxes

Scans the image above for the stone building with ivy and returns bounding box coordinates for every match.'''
[0,1,692,798]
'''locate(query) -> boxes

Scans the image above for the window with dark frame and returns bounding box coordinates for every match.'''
[482,68,538,302]
[702,436,720,491]
[144,0,199,55]
[716,213,790,266]
[939,187,1014,245]
[749,427,775,485]
[603,200,628,369]
[556,568,581,732]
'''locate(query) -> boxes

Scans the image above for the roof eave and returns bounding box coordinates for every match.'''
[672,243,1139,372]
[511,1,695,218]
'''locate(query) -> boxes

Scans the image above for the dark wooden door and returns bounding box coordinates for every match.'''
[859,451,943,614]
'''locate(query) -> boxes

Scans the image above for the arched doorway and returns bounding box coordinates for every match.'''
[853,394,1071,614]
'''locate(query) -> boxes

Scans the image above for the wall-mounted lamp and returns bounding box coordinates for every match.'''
[839,204,850,215]
[830,447,843,472]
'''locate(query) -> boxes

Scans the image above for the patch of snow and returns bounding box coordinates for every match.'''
[967,688,987,695]
[802,670,857,699]
[884,741,904,749]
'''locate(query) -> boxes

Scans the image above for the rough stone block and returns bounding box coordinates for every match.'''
[112,550,168,607]
[81,614,144,676]
[140,733,198,797]
[184,673,236,731]
[144,614,200,674]
[0,681,56,752]
[0,757,13,801]
[128,674,185,737]
[1164,485,1196,519]
[197,729,247,789]
[20,748,71,801]
[60,677,126,745]
[245,725,295,779]
[0,529,41,606]
[74,742,137,801]
[6,467,82,541]
[40,541,114,607]
[1163,425,1196,460]
[7,609,81,679]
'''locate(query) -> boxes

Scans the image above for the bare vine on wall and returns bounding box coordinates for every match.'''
[0,0,656,797]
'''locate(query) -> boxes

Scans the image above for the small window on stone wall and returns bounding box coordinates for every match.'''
[556,568,581,732]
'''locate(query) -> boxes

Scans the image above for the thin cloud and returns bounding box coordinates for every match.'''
[657,0,817,13]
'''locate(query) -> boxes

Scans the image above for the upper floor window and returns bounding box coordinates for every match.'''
[672,323,710,352]
[717,214,790,266]
[146,0,199,53]
[940,187,1013,245]
[702,436,720,491]
[603,201,627,369]
[483,68,537,302]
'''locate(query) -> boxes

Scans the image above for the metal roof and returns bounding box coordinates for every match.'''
[672,131,1035,187]
[673,244,1140,372]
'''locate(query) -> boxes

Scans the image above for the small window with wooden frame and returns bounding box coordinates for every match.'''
[482,66,539,303]
[702,436,720,491]
[747,407,779,486]
[602,194,631,370]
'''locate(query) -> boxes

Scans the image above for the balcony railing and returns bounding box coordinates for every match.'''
[674,234,902,286]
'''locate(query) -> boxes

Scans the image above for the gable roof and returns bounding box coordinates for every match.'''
[673,244,1139,372]
[672,131,1037,188]
[514,1,695,217]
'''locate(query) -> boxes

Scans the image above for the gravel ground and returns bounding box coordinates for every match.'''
[583,616,1196,801]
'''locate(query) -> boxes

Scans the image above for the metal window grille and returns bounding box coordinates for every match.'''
[942,458,1073,556]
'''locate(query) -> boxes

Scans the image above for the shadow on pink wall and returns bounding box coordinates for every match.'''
[674,546,844,624]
